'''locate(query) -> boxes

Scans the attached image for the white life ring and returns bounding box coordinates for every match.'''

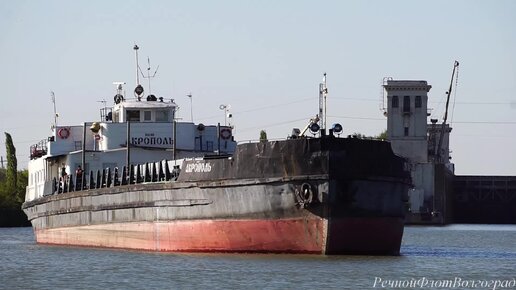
[220,128,232,140]
[58,128,70,139]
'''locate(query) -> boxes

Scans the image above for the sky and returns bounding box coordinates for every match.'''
[0,0,515,175]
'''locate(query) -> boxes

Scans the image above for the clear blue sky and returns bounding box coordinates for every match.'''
[1,0,515,174]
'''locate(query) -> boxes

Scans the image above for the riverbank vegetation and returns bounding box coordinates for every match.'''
[0,132,29,226]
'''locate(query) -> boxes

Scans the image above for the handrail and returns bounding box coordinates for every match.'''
[50,160,181,195]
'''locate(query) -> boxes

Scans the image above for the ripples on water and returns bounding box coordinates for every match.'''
[1,225,515,289]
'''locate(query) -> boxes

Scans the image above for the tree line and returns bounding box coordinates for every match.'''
[0,132,28,210]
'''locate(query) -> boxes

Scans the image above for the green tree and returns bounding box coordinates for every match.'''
[259,130,268,142]
[0,168,5,183]
[376,129,388,140]
[0,168,7,207]
[5,132,17,196]
[350,130,388,140]
[350,132,366,138]
[0,168,27,208]
[16,169,28,203]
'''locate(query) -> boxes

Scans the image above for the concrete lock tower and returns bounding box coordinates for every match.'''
[383,80,454,224]
[384,80,431,163]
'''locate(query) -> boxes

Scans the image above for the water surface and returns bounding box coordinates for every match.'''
[1,225,515,289]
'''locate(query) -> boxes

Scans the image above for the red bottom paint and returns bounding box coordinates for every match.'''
[35,218,326,254]
[35,217,403,254]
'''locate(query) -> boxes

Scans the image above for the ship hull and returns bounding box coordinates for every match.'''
[24,138,410,255]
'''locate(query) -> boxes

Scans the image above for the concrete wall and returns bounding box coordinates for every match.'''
[453,175,516,224]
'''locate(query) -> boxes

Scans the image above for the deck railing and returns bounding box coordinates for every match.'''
[30,139,49,160]
[51,161,181,195]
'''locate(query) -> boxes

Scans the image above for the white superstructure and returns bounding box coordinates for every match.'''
[27,75,235,202]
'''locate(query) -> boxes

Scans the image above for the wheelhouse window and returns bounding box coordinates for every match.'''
[392,96,399,108]
[155,110,169,122]
[143,111,152,122]
[127,110,140,122]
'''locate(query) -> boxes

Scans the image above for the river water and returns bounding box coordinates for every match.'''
[0,225,515,290]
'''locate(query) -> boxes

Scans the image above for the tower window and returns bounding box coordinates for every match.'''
[403,96,410,113]
[415,96,422,108]
[392,96,399,108]
[404,127,409,136]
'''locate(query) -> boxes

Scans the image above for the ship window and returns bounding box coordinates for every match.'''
[74,141,82,151]
[127,110,140,122]
[206,141,214,152]
[156,110,169,122]
[403,96,410,113]
[392,96,399,108]
[415,96,422,108]
[143,111,152,121]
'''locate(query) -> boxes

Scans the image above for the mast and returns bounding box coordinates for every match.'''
[319,73,328,133]
[435,61,459,162]
[187,93,193,122]
[134,44,140,86]
[51,91,58,129]
[133,44,144,99]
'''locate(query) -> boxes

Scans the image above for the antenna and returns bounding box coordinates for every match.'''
[97,99,107,110]
[133,44,140,85]
[219,104,231,126]
[112,82,126,105]
[113,82,126,92]
[187,93,193,122]
[140,56,159,95]
[319,73,328,132]
[50,91,58,129]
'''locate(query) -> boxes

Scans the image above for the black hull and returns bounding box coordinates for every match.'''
[23,137,410,255]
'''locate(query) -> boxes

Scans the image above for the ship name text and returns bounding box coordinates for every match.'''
[185,162,212,173]
[131,136,173,146]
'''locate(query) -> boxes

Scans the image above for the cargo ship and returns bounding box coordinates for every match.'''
[22,46,410,255]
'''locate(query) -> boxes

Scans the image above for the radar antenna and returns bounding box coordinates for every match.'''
[139,56,160,96]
